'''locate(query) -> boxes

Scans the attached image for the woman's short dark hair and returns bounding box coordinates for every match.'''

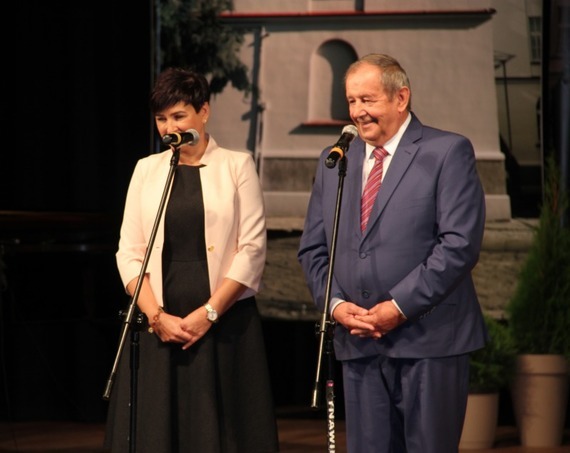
[150,67,211,114]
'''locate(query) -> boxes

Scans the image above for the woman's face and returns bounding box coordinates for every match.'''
[154,101,210,141]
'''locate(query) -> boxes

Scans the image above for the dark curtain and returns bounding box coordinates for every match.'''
[0,0,152,423]
[1,0,152,216]
[542,0,570,226]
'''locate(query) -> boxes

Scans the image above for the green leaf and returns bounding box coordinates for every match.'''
[506,155,570,358]
[159,0,251,94]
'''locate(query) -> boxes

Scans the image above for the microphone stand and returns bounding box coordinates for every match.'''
[311,155,348,453]
[102,147,180,453]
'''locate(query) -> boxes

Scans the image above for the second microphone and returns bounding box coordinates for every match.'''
[162,129,200,146]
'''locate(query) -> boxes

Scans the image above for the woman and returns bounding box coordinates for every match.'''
[104,67,279,453]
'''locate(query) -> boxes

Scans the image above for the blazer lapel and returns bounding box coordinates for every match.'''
[340,138,366,240]
[361,115,423,238]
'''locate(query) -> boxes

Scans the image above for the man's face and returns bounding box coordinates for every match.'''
[345,63,408,146]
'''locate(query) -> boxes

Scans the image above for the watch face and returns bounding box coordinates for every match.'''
[205,304,218,322]
[207,311,218,322]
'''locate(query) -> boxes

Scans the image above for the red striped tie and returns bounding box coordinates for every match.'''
[361,147,389,232]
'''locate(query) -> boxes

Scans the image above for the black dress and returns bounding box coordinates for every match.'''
[105,165,279,453]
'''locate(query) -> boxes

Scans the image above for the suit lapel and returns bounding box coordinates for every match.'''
[361,115,423,238]
[340,139,366,240]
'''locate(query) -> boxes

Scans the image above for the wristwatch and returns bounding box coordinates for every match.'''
[204,303,219,323]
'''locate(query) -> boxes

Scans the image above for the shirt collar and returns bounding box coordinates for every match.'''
[365,112,412,159]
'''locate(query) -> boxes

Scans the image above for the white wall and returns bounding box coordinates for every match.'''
[210,2,511,220]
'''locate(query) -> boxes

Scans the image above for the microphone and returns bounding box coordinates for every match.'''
[162,129,200,146]
[325,124,358,168]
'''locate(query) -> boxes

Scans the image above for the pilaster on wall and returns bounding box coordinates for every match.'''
[476,150,512,221]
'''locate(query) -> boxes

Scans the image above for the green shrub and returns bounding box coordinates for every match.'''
[506,155,570,359]
[469,315,516,393]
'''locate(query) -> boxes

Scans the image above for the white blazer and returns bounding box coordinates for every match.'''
[116,135,266,306]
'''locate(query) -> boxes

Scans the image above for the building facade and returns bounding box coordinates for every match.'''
[208,0,512,221]
[491,0,543,217]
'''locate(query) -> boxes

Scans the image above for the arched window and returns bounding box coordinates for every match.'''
[308,40,357,122]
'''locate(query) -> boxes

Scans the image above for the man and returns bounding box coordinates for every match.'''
[298,53,488,453]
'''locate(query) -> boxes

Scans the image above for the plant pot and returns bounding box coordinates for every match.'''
[511,354,569,447]
[459,392,499,450]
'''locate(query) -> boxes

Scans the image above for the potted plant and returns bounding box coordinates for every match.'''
[460,314,516,450]
[505,155,570,447]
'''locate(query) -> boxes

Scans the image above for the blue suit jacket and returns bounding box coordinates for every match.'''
[298,113,488,361]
